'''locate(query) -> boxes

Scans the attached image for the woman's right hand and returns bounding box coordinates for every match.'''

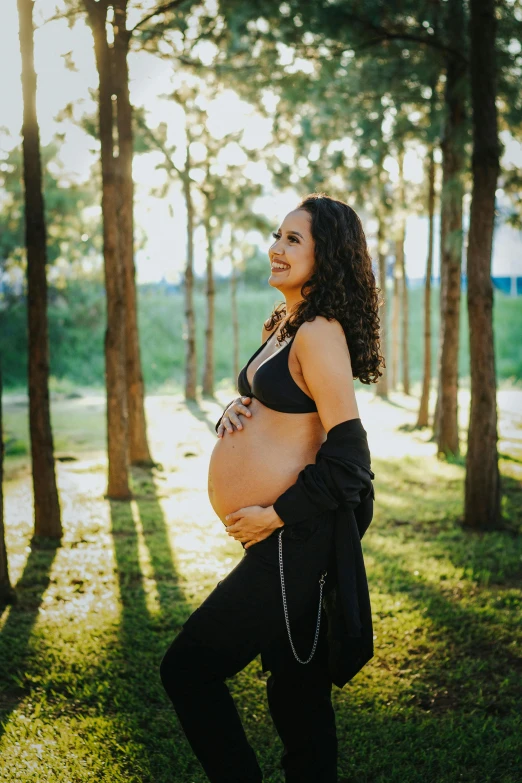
[217,396,253,437]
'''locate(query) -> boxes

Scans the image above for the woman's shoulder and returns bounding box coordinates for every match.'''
[297,315,346,342]
[261,323,273,342]
[294,316,352,367]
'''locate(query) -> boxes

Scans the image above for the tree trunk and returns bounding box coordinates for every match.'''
[436,0,467,457]
[113,0,153,467]
[375,206,388,397]
[399,249,409,395]
[396,150,410,395]
[417,146,436,427]
[0,363,16,604]
[86,0,130,499]
[202,211,215,396]
[464,0,501,529]
[230,240,240,383]
[17,0,62,538]
[183,162,197,400]
[391,257,400,391]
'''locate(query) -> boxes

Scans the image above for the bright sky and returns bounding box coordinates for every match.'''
[2,0,521,284]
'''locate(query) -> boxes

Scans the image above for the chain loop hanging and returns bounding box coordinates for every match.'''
[278,528,327,664]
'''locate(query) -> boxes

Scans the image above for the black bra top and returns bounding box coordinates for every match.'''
[237,329,318,413]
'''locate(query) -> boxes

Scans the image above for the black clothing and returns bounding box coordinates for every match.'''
[213,392,376,687]
[237,329,318,413]
[272,417,375,687]
[160,509,338,782]
[165,377,376,778]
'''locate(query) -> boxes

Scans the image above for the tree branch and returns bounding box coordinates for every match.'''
[135,114,183,178]
[130,0,192,34]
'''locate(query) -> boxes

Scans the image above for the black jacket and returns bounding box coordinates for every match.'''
[214,411,375,688]
[271,418,375,687]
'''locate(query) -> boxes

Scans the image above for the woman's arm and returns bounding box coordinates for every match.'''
[294,315,359,432]
[271,317,372,527]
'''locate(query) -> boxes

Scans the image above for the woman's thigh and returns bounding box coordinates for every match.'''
[179,510,336,668]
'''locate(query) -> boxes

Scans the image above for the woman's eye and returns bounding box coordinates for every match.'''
[271,232,297,243]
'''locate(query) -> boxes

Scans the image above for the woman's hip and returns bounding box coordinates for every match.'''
[179,509,336,658]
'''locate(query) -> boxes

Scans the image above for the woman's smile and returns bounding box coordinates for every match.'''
[271,261,291,272]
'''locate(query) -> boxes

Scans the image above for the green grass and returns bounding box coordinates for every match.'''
[0,392,521,782]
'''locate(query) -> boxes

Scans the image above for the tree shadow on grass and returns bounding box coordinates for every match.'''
[371,456,522,587]
[131,466,285,783]
[0,541,58,742]
[185,396,222,437]
[365,538,522,715]
[96,473,209,783]
[332,539,522,783]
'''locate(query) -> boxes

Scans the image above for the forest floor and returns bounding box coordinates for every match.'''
[1,386,522,783]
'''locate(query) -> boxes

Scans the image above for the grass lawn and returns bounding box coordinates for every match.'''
[1,386,521,782]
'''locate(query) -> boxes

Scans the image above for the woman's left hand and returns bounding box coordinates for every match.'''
[225,505,284,549]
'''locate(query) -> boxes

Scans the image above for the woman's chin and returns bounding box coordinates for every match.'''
[268,274,286,289]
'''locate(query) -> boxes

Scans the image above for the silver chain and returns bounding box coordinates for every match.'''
[277,529,327,664]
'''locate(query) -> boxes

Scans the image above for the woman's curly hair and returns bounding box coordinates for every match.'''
[264,192,385,385]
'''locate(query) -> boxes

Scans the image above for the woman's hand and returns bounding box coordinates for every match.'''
[225,505,284,549]
[217,396,253,437]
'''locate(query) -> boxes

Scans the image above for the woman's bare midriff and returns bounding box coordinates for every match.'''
[208,398,326,525]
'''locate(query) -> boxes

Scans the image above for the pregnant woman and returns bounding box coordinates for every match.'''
[160,193,382,783]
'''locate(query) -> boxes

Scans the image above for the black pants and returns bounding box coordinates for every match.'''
[159,509,338,783]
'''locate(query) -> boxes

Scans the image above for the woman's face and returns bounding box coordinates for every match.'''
[268,209,315,292]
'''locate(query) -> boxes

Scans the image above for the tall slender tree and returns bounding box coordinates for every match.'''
[390,254,400,390]
[202,198,216,398]
[417,143,437,427]
[136,112,198,401]
[0,362,16,604]
[84,0,130,498]
[17,0,62,537]
[464,0,501,528]
[229,236,240,382]
[436,0,468,456]
[375,156,390,399]
[113,0,153,466]
[182,137,197,401]
[395,148,410,395]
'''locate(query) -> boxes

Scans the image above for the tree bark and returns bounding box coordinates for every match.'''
[418,146,436,427]
[86,0,130,499]
[113,0,153,466]
[17,0,62,538]
[396,150,410,395]
[0,363,16,603]
[391,257,400,391]
[202,210,215,396]
[230,239,240,383]
[436,0,467,456]
[400,250,409,395]
[183,157,197,400]
[464,0,501,529]
[375,203,388,397]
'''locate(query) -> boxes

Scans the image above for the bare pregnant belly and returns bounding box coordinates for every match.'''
[208,399,325,524]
